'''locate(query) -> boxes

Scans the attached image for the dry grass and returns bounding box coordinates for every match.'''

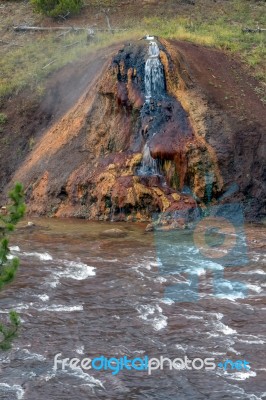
[0,0,265,100]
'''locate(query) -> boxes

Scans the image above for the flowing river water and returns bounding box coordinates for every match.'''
[0,218,265,399]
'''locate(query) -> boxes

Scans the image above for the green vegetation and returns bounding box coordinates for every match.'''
[31,0,83,17]
[0,0,265,100]
[0,30,132,99]
[0,183,26,350]
[141,0,265,83]
[0,113,7,124]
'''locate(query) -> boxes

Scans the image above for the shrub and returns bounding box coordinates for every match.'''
[31,0,83,18]
[0,113,7,125]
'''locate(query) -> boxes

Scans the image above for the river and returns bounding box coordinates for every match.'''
[0,218,265,399]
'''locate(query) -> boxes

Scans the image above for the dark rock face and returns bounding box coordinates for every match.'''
[7,39,265,222]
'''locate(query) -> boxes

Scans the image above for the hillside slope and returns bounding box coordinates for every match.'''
[2,39,265,222]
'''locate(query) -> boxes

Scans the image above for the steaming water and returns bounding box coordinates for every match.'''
[0,218,265,399]
[138,142,160,176]
[138,40,165,176]
[145,41,165,102]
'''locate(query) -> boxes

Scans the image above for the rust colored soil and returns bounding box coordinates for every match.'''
[0,44,121,192]
[173,40,266,127]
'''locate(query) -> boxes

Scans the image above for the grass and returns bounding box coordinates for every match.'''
[0,113,8,124]
[0,0,265,101]
[140,1,265,81]
[0,30,138,100]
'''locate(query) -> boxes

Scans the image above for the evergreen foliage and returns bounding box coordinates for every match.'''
[31,0,83,18]
[0,183,26,350]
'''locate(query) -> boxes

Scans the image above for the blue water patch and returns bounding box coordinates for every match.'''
[153,203,248,302]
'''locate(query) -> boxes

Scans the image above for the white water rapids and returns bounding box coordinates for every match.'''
[0,219,265,399]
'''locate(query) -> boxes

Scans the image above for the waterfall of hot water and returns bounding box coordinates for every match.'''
[138,39,166,176]
[145,41,165,103]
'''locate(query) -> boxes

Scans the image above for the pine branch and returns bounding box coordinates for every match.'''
[0,183,25,351]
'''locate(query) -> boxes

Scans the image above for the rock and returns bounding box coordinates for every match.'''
[7,39,264,222]
[171,193,181,201]
[0,206,7,215]
[100,228,127,238]
[18,221,40,231]
[145,223,154,232]
[27,221,35,227]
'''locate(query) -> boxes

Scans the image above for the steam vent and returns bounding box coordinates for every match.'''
[10,39,266,224]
